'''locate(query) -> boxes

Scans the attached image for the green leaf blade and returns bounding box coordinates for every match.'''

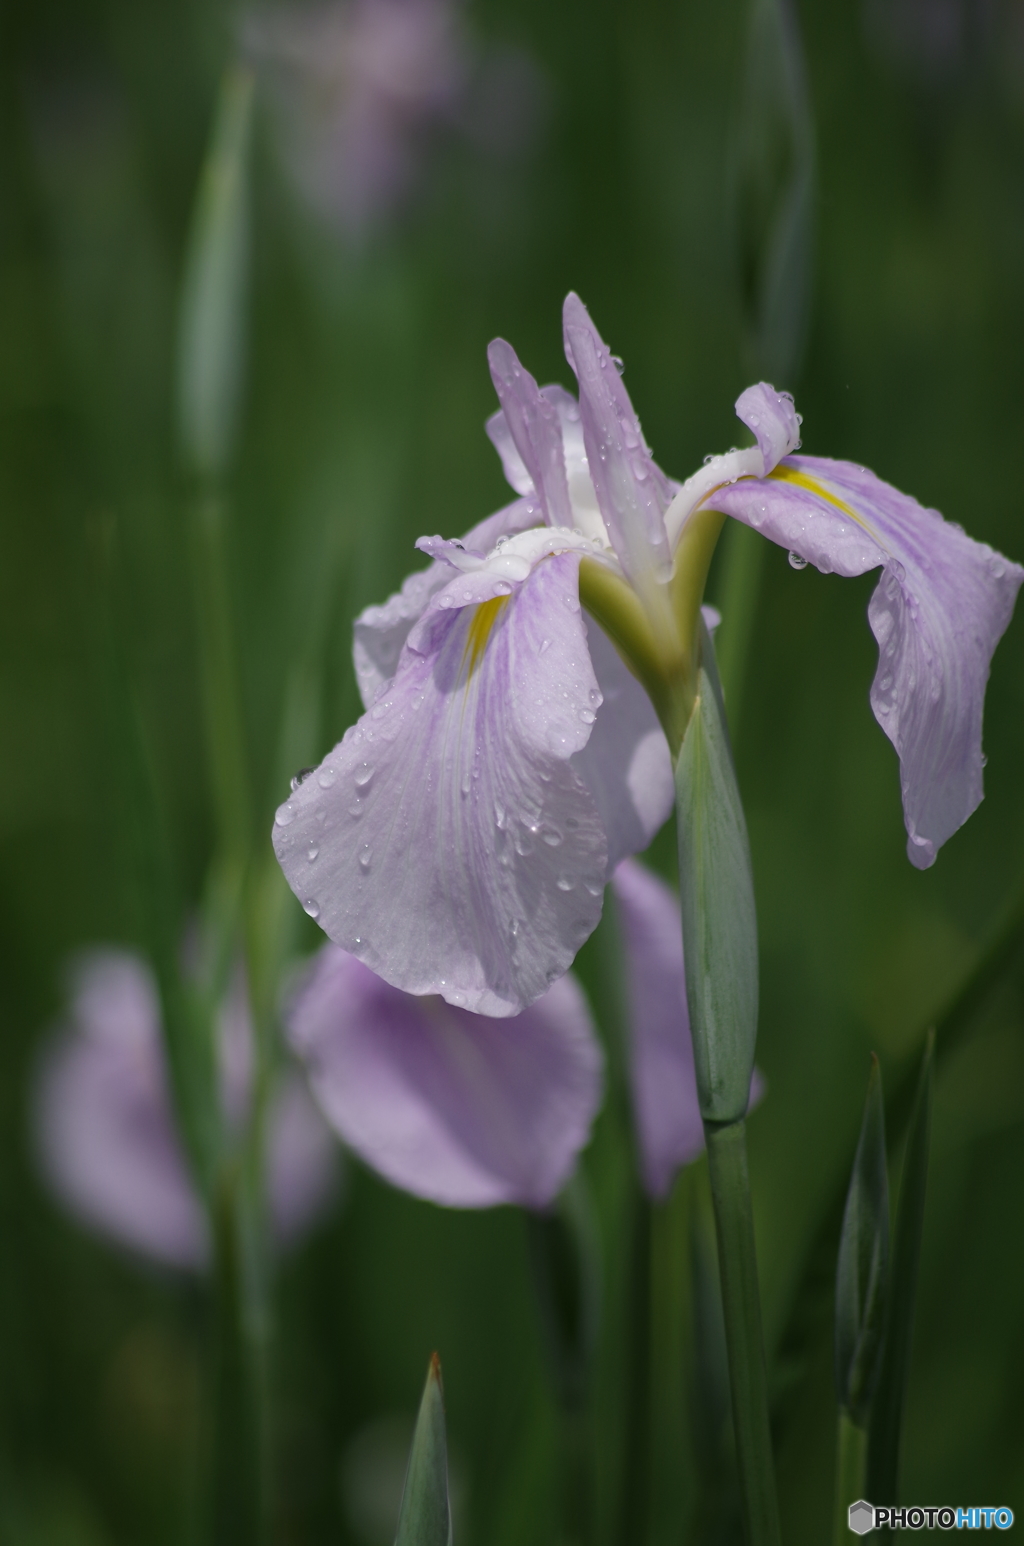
[176,64,255,481]
[867,1031,935,1516]
[835,1055,889,1425]
[675,664,758,1123]
[395,1355,452,1546]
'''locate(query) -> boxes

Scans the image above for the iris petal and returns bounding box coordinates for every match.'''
[562,293,674,590]
[33,951,337,1268]
[610,860,703,1199]
[572,621,674,872]
[353,498,537,707]
[287,945,604,1208]
[275,552,609,1016]
[709,455,1024,866]
[487,339,574,528]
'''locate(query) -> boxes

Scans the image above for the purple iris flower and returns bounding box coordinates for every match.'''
[274,293,1023,1015]
[285,856,716,1207]
[33,950,338,1270]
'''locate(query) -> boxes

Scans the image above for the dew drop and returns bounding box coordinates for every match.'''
[788,551,808,570]
[358,844,373,872]
[354,762,374,788]
[306,843,319,862]
[541,827,563,847]
[303,898,320,919]
[348,801,364,818]
[579,708,596,724]
[539,638,551,654]
[610,355,625,375]
[509,917,521,938]
[317,767,337,789]
[556,875,574,891]
[275,801,296,827]
[981,753,989,767]
[291,767,315,792]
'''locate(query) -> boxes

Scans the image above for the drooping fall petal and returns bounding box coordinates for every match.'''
[708,455,1024,867]
[287,944,603,1208]
[275,552,609,1016]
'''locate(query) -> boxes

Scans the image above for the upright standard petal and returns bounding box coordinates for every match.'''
[708,455,1024,866]
[665,381,802,547]
[287,944,604,1208]
[610,861,703,1200]
[562,293,674,591]
[487,339,573,528]
[274,551,609,1016]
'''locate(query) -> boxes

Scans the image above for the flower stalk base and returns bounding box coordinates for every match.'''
[704,1118,781,1546]
[833,1411,868,1546]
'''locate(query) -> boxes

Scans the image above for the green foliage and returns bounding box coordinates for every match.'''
[395,1357,453,1546]
[868,1033,935,1525]
[1,1,1023,1543]
[834,1055,889,1426]
[675,659,758,1124]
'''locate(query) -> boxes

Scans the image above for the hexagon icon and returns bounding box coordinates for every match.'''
[848,1500,874,1535]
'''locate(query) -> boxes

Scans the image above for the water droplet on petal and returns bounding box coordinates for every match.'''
[307,843,319,862]
[610,355,625,375]
[541,827,563,847]
[579,708,596,724]
[275,801,296,827]
[788,551,808,570]
[539,638,551,654]
[556,875,574,891]
[358,844,373,872]
[303,898,320,919]
[290,767,315,792]
[354,762,374,788]
[317,767,337,789]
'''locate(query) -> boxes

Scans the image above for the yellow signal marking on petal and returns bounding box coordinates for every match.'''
[463,594,510,677]
[767,463,879,542]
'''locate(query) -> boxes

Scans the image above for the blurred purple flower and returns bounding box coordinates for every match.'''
[286,857,734,1206]
[286,945,602,1207]
[34,950,339,1270]
[274,293,1023,1016]
[244,0,544,238]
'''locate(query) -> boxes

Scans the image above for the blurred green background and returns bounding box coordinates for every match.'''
[2,0,1023,1542]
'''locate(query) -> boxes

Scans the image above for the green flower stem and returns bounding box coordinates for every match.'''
[208,1168,268,1546]
[832,1412,867,1546]
[703,1118,781,1546]
[617,1189,652,1546]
